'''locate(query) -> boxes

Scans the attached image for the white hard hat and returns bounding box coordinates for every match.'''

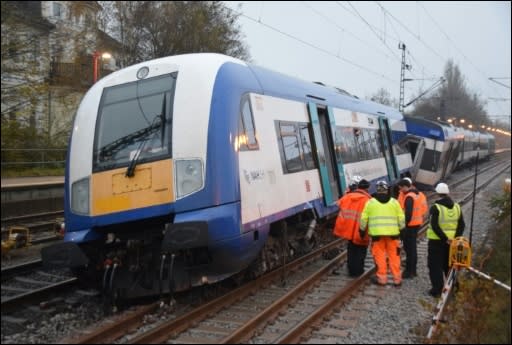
[376,180,389,192]
[435,183,450,194]
[351,175,363,185]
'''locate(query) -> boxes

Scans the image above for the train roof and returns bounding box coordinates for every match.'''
[404,115,455,140]
[97,53,403,121]
[246,64,403,120]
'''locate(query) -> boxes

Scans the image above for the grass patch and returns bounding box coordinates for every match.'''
[432,190,511,344]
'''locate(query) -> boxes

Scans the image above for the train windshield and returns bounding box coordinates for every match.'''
[93,73,176,172]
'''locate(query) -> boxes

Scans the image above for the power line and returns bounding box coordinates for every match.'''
[335,1,421,92]
[488,77,511,89]
[302,2,397,63]
[374,2,446,62]
[233,9,398,83]
[345,2,401,62]
[418,3,508,115]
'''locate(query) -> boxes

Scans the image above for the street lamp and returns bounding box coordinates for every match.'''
[93,51,112,83]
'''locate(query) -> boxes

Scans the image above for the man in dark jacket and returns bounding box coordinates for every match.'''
[397,178,427,279]
[426,182,465,297]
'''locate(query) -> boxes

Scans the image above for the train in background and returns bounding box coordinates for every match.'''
[398,116,495,188]
[41,53,414,301]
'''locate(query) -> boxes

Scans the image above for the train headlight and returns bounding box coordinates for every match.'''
[175,159,203,199]
[71,177,90,215]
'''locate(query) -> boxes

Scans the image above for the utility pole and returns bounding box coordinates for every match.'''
[398,42,410,113]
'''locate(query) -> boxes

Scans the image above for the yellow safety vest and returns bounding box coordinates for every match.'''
[427,203,461,240]
[360,198,405,236]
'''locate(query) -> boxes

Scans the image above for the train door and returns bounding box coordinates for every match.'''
[441,142,454,179]
[378,117,399,181]
[410,138,425,180]
[307,103,344,206]
[447,141,461,175]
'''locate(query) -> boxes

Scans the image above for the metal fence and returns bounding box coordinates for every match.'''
[1,148,67,170]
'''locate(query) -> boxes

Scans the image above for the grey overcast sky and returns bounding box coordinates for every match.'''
[224,1,511,128]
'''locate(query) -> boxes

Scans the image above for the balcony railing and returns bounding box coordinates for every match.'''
[49,61,113,88]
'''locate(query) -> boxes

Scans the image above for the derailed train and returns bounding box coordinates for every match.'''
[399,116,495,188]
[41,53,492,300]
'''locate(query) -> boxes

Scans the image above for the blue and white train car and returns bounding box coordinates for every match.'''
[42,53,412,300]
[477,132,495,160]
[458,128,479,165]
[403,116,463,188]
[457,129,495,166]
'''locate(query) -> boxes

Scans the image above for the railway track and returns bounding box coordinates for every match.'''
[1,153,508,343]
[62,159,510,344]
[1,259,77,313]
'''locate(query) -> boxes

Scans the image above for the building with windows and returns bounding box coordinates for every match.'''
[1,1,120,152]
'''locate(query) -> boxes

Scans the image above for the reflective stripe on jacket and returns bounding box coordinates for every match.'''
[399,189,428,224]
[427,203,461,240]
[417,192,429,223]
[333,189,371,245]
[360,197,405,236]
[399,191,425,226]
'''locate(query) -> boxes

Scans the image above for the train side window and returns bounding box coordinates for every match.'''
[240,98,259,151]
[276,121,304,174]
[299,123,316,170]
[336,126,357,164]
[282,122,303,173]
[353,127,365,161]
[420,149,440,172]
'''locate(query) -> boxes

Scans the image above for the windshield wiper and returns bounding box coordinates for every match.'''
[97,121,161,161]
[125,95,166,177]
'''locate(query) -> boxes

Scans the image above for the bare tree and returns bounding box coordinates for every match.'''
[410,60,488,125]
[368,87,397,107]
[99,1,250,67]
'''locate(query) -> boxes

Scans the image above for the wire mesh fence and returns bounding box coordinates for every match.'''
[1,148,67,171]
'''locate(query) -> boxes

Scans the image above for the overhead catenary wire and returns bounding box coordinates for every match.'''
[233,9,398,83]
[418,2,509,115]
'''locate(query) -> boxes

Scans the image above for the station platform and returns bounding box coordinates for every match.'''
[1,176,64,189]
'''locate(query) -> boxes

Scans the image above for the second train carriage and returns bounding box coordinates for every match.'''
[402,115,495,188]
[42,53,412,299]
[457,128,495,166]
[402,116,463,188]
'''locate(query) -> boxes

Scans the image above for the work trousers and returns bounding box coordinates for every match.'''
[400,226,419,275]
[427,239,450,294]
[347,241,368,277]
[371,236,401,284]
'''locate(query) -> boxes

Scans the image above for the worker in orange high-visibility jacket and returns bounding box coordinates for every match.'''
[397,178,428,221]
[333,178,372,277]
[360,180,405,286]
[397,178,428,279]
